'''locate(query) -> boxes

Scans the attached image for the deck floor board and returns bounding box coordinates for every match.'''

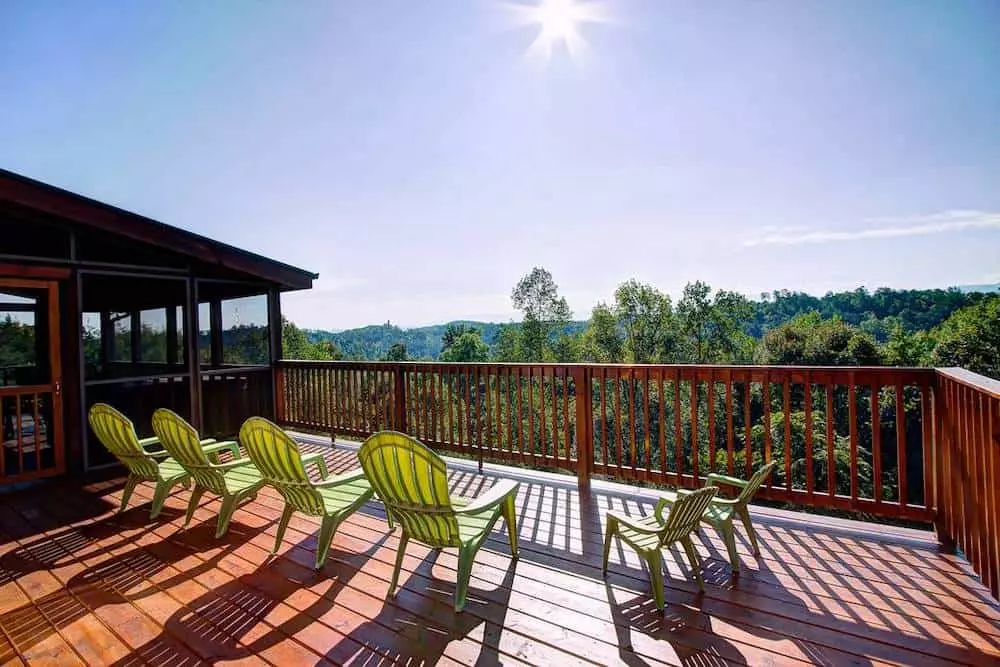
[1,441,999,666]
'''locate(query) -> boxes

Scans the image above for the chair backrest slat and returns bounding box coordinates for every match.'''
[739,461,778,505]
[661,486,718,546]
[239,417,325,515]
[358,432,459,548]
[88,404,160,479]
[152,409,227,494]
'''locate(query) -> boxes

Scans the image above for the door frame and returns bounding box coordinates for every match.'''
[0,276,65,483]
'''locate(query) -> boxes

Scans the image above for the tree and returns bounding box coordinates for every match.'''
[614,280,675,363]
[281,318,343,360]
[384,342,409,361]
[676,281,754,363]
[581,303,624,363]
[932,297,1000,379]
[491,324,522,362]
[440,330,489,362]
[757,313,883,366]
[511,267,572,361]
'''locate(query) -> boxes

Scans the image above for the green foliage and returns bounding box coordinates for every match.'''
[932,297,1000,378]
[511,267,573,361]
[757,313,883,366]
[282,319,342,361]
[384,342,409,362]
[676,282,754,363]
[0,316,35,368]
[440,329,489,362]
[580,304,624,363]
[491,324,523,362]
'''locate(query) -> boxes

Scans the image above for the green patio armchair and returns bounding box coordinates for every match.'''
[88,403,223,519]
[151,409,265,538]
[239,417,374,569]
[358,431,520,612]
[700,461,778,573]
[602,486,718,612]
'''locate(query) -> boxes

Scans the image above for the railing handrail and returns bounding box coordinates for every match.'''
[935,367,1000,400]
[278,358,936,373]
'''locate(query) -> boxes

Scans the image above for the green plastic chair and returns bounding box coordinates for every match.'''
[602,486,718,611]
[358,431,520,612]
[151,409,265,538]
[88,403,218,519]
[239,417,374,569]
[700,461,778,573]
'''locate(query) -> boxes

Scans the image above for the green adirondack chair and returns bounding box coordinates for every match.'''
[239,417,374,569]
[358,431,520,613]
[602,486,718,611]
[700,461,778,573]
[151,409,265,538]
[87,403,200,519]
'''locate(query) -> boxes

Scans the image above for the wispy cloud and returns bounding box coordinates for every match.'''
[743,210,1000,247]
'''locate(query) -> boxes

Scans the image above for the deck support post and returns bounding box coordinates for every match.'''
[185,277,203,430]
[572,366,592,493]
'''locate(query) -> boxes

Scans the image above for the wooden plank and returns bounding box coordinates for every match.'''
[849,381,859,503]
[783,380,792,491]
[896,381,907,508]
[527,366,535,465]
[762,378,772,484]
[659,371,667,477]
[690,375,699,484]
[826,384,835,498]
[726,375,735,476]
[643,367,651,477]
[872,383,883,506]
[706,373,715,475]
[805,373,814,496]
[628,368,637,476]
[599,367,608,470]
[745,378,753,480]
[674,370,683,478]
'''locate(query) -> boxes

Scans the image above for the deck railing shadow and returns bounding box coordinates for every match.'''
[431,462,1000,666]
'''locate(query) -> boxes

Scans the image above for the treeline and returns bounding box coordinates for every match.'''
[296,268,999,380]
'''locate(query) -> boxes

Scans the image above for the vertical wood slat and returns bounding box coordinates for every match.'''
[804,373,814,496]
[872,383,883,505]
[763,377,772,475]
[690,376,699,484]
[826,384,835,498]
[659,371,667,478]
[540,367,549,461]
[563,367,571,468]
[643,367,652,477]
[527,366,536,464]
[674,370,683,478]
[896,381,907,507]
[849,381,859,503]
[516,366,525,464]
[600,367,608,471]
[706,373,715,476]
[783,380,792,491]
[726,377,735,476]
[628,369,637,475]
[744,377,752,480]
[617,369,625,474]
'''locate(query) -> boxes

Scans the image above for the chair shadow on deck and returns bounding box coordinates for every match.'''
[0,516,262,662]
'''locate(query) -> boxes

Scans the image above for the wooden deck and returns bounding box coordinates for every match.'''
[2,440,999,666]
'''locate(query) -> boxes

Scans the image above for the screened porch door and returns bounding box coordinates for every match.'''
[0,277,63,483]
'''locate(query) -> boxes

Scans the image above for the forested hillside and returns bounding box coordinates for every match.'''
[291,274,999,379]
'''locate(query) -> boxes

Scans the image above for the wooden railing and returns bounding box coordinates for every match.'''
[934,368,1000,600]
[276,361,938,521]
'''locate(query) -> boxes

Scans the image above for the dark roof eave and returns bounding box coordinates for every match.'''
[0,168,318,290]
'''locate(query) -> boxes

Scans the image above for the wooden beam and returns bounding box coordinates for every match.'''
[209,299,223,367]
[166,306,178,366]
[185,278,203,429]
[267,288,282,363]
[0,263,71,280]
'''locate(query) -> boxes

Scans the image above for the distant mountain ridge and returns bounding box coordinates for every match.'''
[306,284,999,360]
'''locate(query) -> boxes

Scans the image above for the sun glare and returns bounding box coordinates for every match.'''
[510,0,606,62]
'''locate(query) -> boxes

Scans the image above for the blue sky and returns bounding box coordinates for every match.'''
[2,1,998,329]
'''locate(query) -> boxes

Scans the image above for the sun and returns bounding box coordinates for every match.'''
[508,0,607,61]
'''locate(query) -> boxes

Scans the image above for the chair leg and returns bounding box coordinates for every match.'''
[184,487,206,527]
[644,550,666,612]
[215,494,241,539]
[681,537,704,590]
[738,507,761,555]
[119,476,140,513]
[602,517,617,574]
[389,532,409,599]
[273,505,294,554]
[721,521,741,573]
[502,495,518,556]
[314,514,342,569]
[455,544,476,613]
[149,480,174,520]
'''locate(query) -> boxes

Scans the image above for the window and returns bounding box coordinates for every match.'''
[139,309,168,363]
[221,295,269,365]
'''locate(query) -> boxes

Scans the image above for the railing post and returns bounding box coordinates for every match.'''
[572,366,593,492]
[393,363,408,434]
[932,374,956,552]
[274,363,286,425]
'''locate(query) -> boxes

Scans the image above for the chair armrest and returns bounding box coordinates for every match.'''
[211,458,258,473]
[139,436,161,449]
[654,489,691,522]
[706,472,749,489]
[201,440,240,459]
[301,452,329,479]
[455,479,519,515]
[314,468,366,488]
[608,511,664,536]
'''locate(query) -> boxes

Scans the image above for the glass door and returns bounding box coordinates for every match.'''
[0,278,63,482]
